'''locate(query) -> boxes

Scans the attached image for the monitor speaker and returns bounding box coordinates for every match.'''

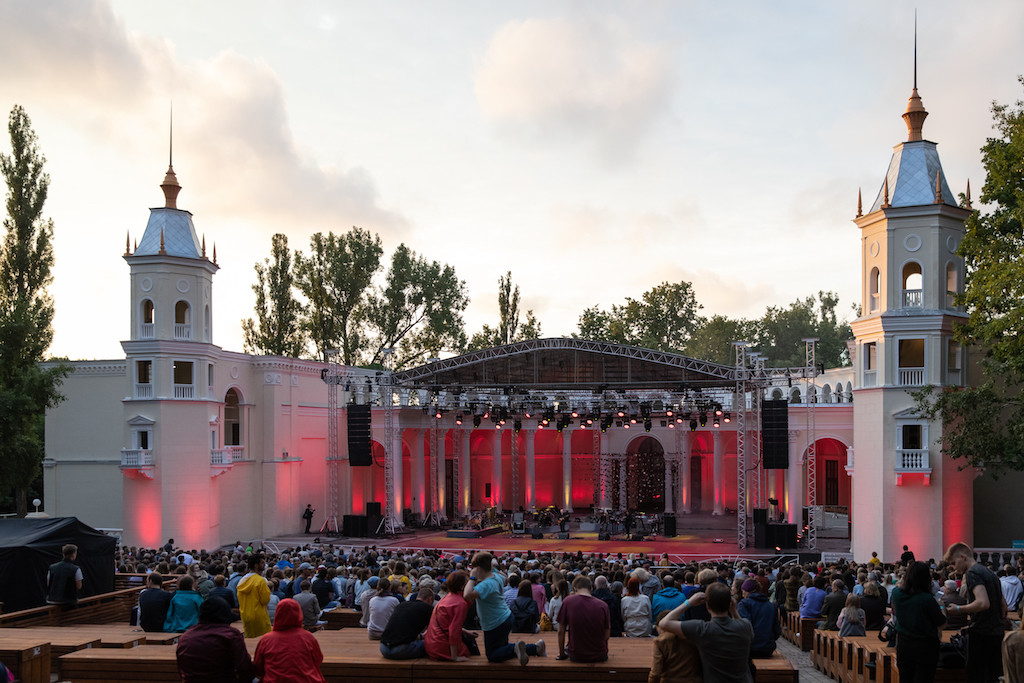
[347,404,372,466]
[366,502,381,517]
[761,400,789,469]
[663,514,677,537]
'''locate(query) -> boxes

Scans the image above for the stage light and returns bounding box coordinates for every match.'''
[629,416,637,424]
[435,410,442,419]
[499,407,508,421]
[715,407,723,417]
[689,419,698,431]
[495,423,501,429]
[616,409,625,418]
[666,409,674,417]
[571,409,579,418]
[524,411,532,418]
[623,423,630,429]
[514,419,522,433]
[723,412,731,423]
[675,417,683,424]
[713,416,720,428]
[644,419,652,432]
[541,418,549,426]
[455,414,463,425]
[699,413,707,427]
[473,415,481,428]
[668,422,675,429]
[483,410,490,419]
[586,418,593,425]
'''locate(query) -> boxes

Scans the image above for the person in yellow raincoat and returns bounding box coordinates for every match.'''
[237,555,271,637]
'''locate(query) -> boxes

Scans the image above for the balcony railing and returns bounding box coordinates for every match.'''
[139,323,155,339]
[210,446,246,465]
[902,289,922,308]
[134,383,153,399]
[896,449,930,471]
[173,384,194,399]
[174,323,192,340]
[862,370,877,388]
[120,449,153,467]
[898,367,925,386]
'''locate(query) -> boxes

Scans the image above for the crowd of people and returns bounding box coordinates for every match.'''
[78,539,1024,681]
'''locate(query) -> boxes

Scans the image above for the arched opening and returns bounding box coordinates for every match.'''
[790,387,802,404]
[846,382,853,402]
[869,267,880,312]
[224,389,242,446]
[175,301,192,339]
[624,436,665,513]
[902,262,922,308]
[140,299,155,339]
[814,438,851,509]
[946,262,958,308]
[821,384,832,403]
[770,388,784,400]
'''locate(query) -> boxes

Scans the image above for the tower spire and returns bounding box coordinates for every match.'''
[857,188,863,217]
[902,16,928,141]
[160,103,182,209]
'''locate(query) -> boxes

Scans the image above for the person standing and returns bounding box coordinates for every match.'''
[46,543,82,606]
[237,555,272,637]
[944,542,1007,683]
[891,561,945,683]
[302,505,315,534]
[464,551,544,665]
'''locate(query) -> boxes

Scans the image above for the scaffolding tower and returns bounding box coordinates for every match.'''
[803,338,819,550]
[320,350,345,535]
[377,348,400,535]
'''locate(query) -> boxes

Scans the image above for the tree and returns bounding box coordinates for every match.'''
[574,280,703,352]
[754,292,852,368]
[467,271,542,350]
[0,105,69,515]
[915,79,1024,473]
[365,244,468,369]
[242,233,306,357]
[293,227,382,364]
[685,315,758,366]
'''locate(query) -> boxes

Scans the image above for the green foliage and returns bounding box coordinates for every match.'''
[574,281,703,352]
[755,291,852,368]
[684,315,758,366]
[915,77,1024,473]
[0,105,69,514]
[293,227,382,364]
[365,244,468,370]
[467,271,542,350]
[242,233,306,357]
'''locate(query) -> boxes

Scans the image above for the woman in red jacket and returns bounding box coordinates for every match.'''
[425,570,478,661]
[253,598,326,683]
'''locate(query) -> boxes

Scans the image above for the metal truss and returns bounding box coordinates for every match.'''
[378,349,400,536]
[320,351,346,535]
[452,428,462,519]
[425,419,442,527]
[734,342,749,549]
[804,339,818,550]
[511,427,520,512]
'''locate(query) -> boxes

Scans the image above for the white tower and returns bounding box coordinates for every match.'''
[850,77,974,563]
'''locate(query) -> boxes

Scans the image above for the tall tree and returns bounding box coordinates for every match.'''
[685,314,758,366]
[755,291,852,368]
[293,227,382,364]
[574,280,703,352]
[467,271,542,350]
[365,244,468,369]
[915,79,1024,473]
[242,233,306,357]
[0,106,68,515]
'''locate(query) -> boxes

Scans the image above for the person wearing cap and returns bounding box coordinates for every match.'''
[737,578,780,658]
[175,596,254,683]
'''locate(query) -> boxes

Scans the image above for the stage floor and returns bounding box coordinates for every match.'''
[266,512,852,561]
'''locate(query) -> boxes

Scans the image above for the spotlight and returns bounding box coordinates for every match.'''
[623,423,630,429]
[713,416,720,428]
[723,412,731,423]
[482,410,490,419]
[616,408,625,418]
[715,407,723,417]
[473,415,481,428]
[435,410,442,419]
[644,419,652,432]
[668,423,675,429]
[666,409,674,417]
[571,409,579,418]
[699,413,708,427]
[514,419,522,432]
[495,423,501,429]
[689,419,698,432]
[675,417,683,424]
[455,414,463,425]
[630,416,638,424]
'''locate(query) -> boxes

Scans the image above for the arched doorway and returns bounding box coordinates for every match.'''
[224,389,241,446]
[625,436,665,513]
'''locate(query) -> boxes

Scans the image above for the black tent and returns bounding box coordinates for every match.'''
[0,517,116,613]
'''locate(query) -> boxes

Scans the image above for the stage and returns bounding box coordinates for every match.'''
[264,512,851,561]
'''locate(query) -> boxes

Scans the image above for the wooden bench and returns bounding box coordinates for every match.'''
[59,645,180,682]
[322,607,363,629]
[0,587,144,629]
[797,618,817,651]
[0,627,101,675]
[0,639,51,683]
[752,651,799,682]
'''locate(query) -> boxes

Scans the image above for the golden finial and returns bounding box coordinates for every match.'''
[159,227,166,255]
[965,179,972,209]
[856,188,863,217]
[882,177,891,208]
[902,17,928,142]
[125,231,131,256]
[202,235,207,258]
[934,170,943,204]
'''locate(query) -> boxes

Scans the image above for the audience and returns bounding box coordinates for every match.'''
[252,598,326,683]
[658,582,754,682]
[379,587,435,659]
[556,575,610,663]
[175,596,254,683]
[163,575,204,632]
[137,572,172,633]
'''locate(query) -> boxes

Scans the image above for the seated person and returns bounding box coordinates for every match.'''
[649,609,702,683]
[207,574,236,608]
[511,580,541,633]
[292,580,322,630]
[939,579,969,629]
[380,587,435,660]
[253,598,326,683]
[164,575,204,633]
[658,583,754,682]
[556,575,610,663]
[367,580,402,640]
[176,596,254,683]
[425,570,479,661]
[138,572,172,633]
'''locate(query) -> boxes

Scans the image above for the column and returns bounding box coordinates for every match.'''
[618,459,627,513]
[436,429,447,521]
[598,432,610,509]
[712,430,724,515]
[460,429,471,515]
[391,428,404,525]
[492,428,502,510]
[787,430,803,525]
[562,431,573,512]
[410,429,425,518]
[679,431,691,513]
[524,428,536,511]
[663,457,675,514]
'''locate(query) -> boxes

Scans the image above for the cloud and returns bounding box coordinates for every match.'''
[475,15,675,162]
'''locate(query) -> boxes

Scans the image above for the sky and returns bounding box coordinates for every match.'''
[2,0,1023,361]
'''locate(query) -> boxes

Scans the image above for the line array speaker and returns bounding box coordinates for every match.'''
[347,404,372,466]
[761,399,789,469]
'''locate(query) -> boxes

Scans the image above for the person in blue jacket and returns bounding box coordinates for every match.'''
[737,579,781,658]
[164,575,204,632]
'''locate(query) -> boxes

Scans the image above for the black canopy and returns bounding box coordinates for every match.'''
[0,517,116,612]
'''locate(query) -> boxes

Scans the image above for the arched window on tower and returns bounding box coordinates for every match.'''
[225,388,242,447]
[869,267,880,313]
[140,299,155,339]
[174,301,192,340]
[902,262,922,308]
[946,262,959,309]
[204,305,211,343]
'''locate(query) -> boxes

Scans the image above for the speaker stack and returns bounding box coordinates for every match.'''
[663,514,677,537]
[347,404,372,466]
[761,399,789,469]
